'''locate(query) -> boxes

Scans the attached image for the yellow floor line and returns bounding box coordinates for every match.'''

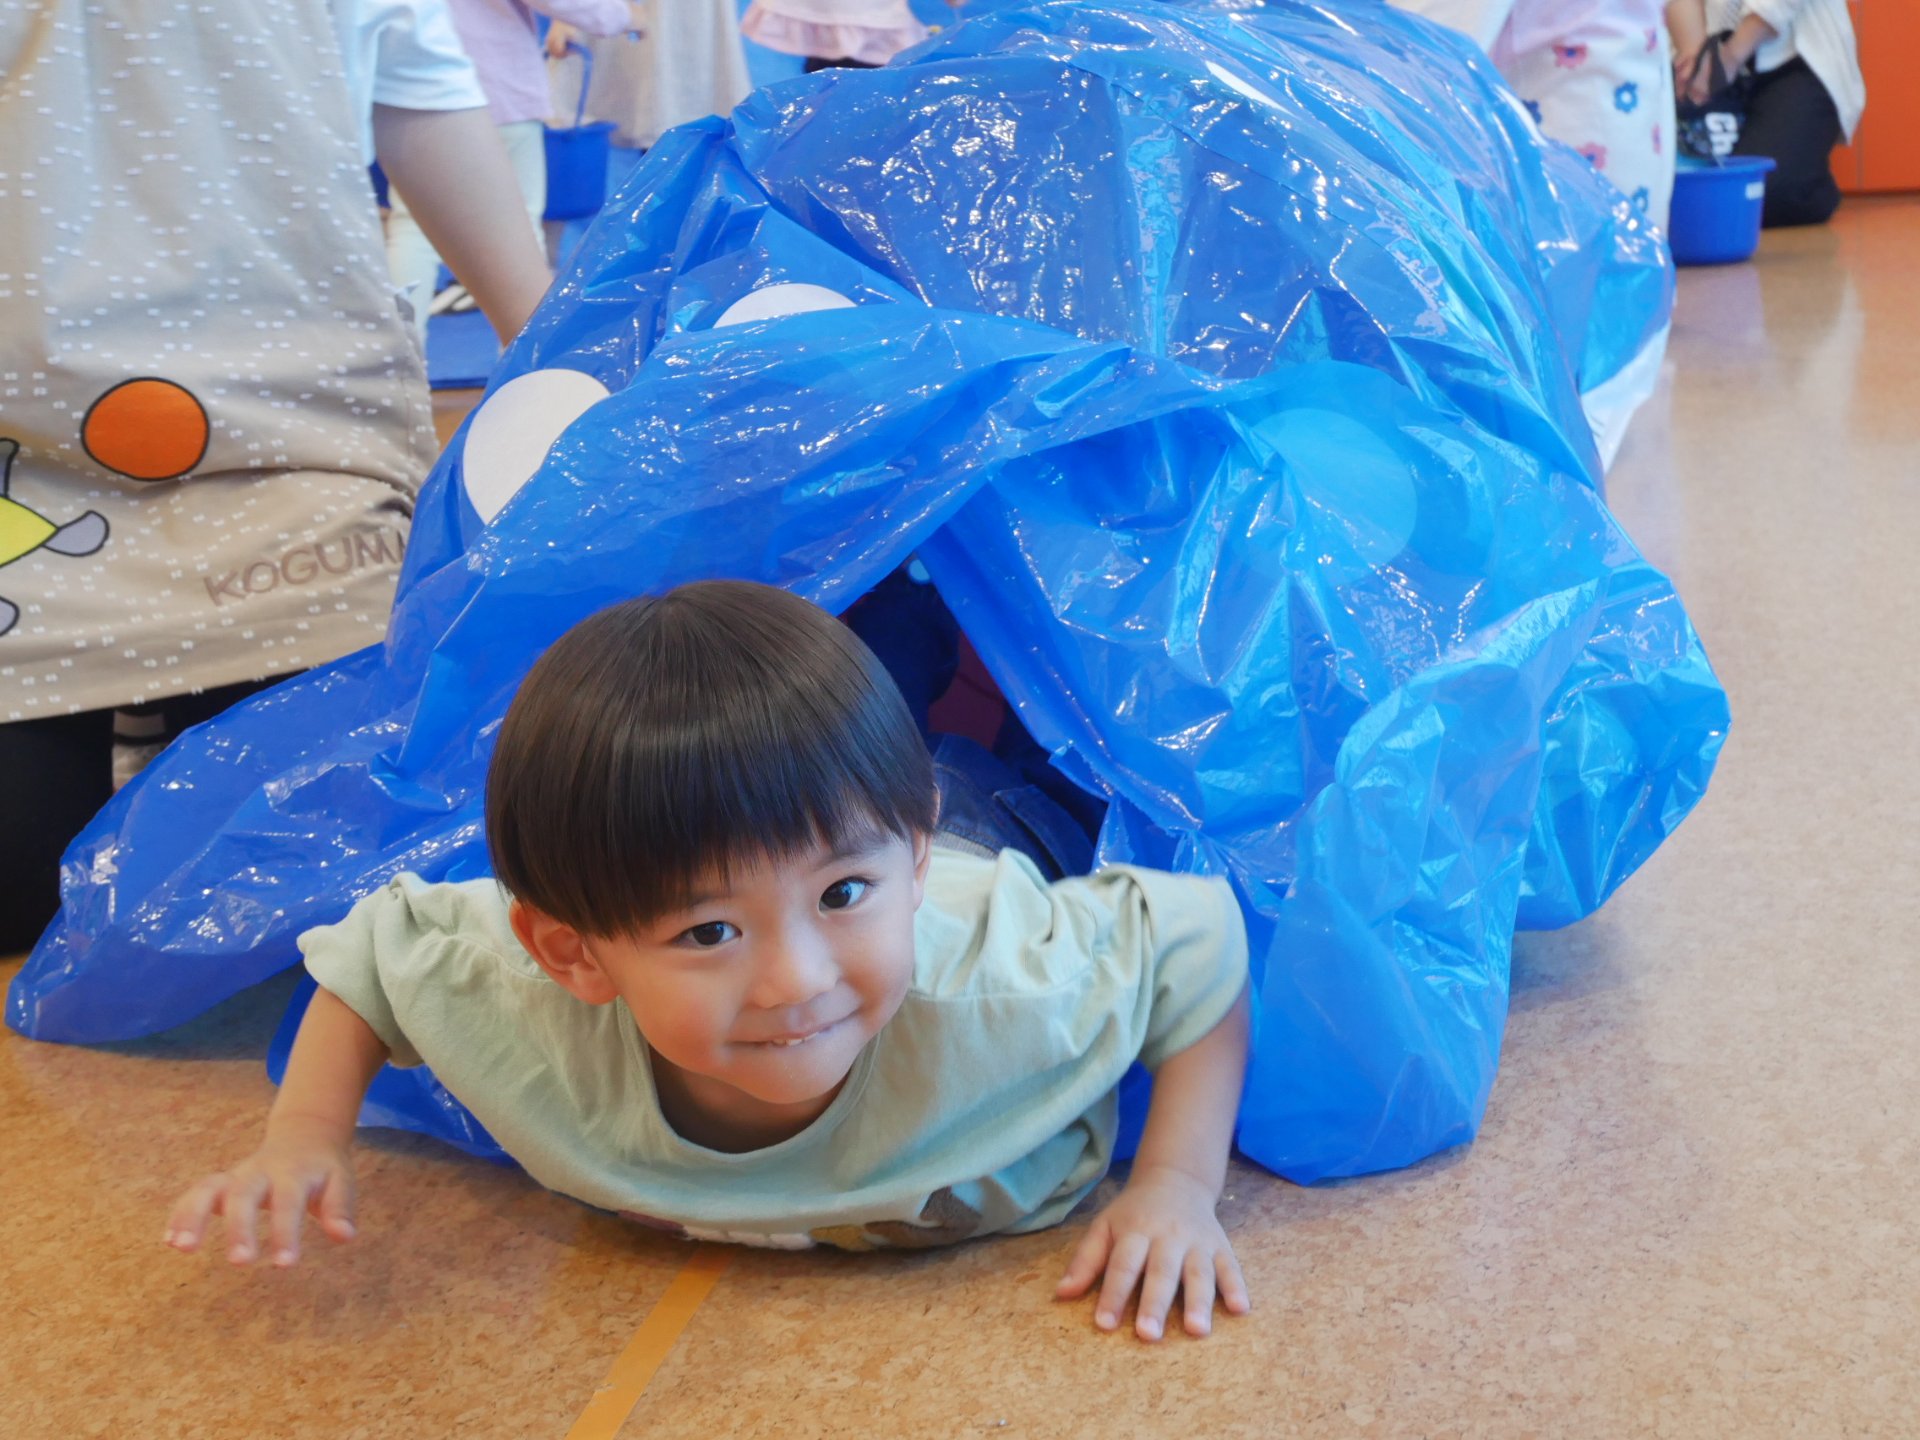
[566,1245,733,1440]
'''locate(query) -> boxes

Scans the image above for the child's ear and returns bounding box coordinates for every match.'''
[509,899,620,1005]
[910,828,933,908]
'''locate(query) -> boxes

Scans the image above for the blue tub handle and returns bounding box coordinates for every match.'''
[559,39,594,133]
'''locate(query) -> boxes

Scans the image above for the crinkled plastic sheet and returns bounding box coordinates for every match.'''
[8,0,1724,1183]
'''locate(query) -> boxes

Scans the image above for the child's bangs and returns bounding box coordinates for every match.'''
[613,733,910,932]
[486,582,936,938]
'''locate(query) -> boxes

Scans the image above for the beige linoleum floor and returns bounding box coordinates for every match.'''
[5,198,1917,1440]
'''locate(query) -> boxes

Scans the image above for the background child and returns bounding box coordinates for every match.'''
[551,0,752,155]
[164,581,1253,1341]
[740,0,930,72]
[1390,0,1677,229]
[385,0,650,342]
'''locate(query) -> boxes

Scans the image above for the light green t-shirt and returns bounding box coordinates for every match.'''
[300,849,1248,1251]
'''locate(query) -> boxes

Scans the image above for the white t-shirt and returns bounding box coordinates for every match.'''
[337,0,489,162]
[302,851,1250,1250]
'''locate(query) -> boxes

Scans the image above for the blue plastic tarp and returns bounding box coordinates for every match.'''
[8,0,1724,1184]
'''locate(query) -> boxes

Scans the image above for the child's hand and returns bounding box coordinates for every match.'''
[1675,39,1724,106]
[1055,1164,1249,1340]
[545,20,578,59]
[164,1119,357,1268]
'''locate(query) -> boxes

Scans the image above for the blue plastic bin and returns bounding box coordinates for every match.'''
[543,43,616,222]
[544,121,616,220]
[1669,155,1776,265]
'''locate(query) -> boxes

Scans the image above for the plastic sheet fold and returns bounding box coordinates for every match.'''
[8,0,1724,1183]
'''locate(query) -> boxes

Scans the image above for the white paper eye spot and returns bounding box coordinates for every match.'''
[714,283,857,328]
[1266,409,1420,580]
[1206,61,1280,111]
[461,368,613,524]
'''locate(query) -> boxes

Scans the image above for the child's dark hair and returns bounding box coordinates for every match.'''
[486,580,937,936]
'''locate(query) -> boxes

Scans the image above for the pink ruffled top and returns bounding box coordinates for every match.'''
[740,0,929,65]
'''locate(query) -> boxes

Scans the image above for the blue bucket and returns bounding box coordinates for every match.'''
[543,43,616,222]
[1669,155,1775,265]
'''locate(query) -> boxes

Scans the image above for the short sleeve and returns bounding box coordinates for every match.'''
[298,876,438,1067]
[1021,864,1248,1072]
[334,0,486,161]
[1104,867,1248,1069]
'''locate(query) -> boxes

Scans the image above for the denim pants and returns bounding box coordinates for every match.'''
[930,734,1096,881]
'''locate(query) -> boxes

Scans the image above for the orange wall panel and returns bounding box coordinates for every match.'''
[1839,0,1920,193]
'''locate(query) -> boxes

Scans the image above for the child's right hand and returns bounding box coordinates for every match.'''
[164,1120,357,1268]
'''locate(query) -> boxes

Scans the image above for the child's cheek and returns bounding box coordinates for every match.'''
[850,914,918,1015]
[630,977,733,1058]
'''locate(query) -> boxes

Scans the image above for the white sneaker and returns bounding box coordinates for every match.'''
[429,282,477,317]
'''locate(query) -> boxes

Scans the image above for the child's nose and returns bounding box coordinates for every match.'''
[749,926,838,1009]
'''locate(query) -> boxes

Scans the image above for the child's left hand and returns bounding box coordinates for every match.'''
[1055,1164,1250,1340]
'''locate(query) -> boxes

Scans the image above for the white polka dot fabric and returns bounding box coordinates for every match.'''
[0,1,441,719]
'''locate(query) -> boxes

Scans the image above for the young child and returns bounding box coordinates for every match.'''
[1390,0,1677,229]
[164,581,1253,1341]
[551,0,752,156]
[740,0,930,72]
[385,0,650,343]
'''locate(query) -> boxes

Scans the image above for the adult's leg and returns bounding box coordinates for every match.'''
[499,120,551,247]
[1735,58,1843,228]
[111,675,294,789]
[0,709,114,953]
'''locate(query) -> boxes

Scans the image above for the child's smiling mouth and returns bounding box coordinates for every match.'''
[747,1017,846,1049]
[741,1021,856,1052]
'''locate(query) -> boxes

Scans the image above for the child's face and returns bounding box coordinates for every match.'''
[585,827,933,1119]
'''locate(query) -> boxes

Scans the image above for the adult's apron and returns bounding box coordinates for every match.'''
[0,0,439,719]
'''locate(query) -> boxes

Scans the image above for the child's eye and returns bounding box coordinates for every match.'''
[820,878,870,912]
[680,921,739,948]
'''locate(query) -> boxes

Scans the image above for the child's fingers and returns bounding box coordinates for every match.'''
[1093,1232,1151,1332]
[1216,1249,1251,1315]
[266,1179,311,1267]
[1132,1241,1185,1341]
[1054,1217,1112,1299]
[164,1174,230,1252]
[1181,1251,1218,1337]
[221,1172,272,1264]
[312,1164,358,1244]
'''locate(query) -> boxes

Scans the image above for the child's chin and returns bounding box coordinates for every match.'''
[738,1047,858,1105]
[748,1065,850,1106]
[751,1083,842,1111]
